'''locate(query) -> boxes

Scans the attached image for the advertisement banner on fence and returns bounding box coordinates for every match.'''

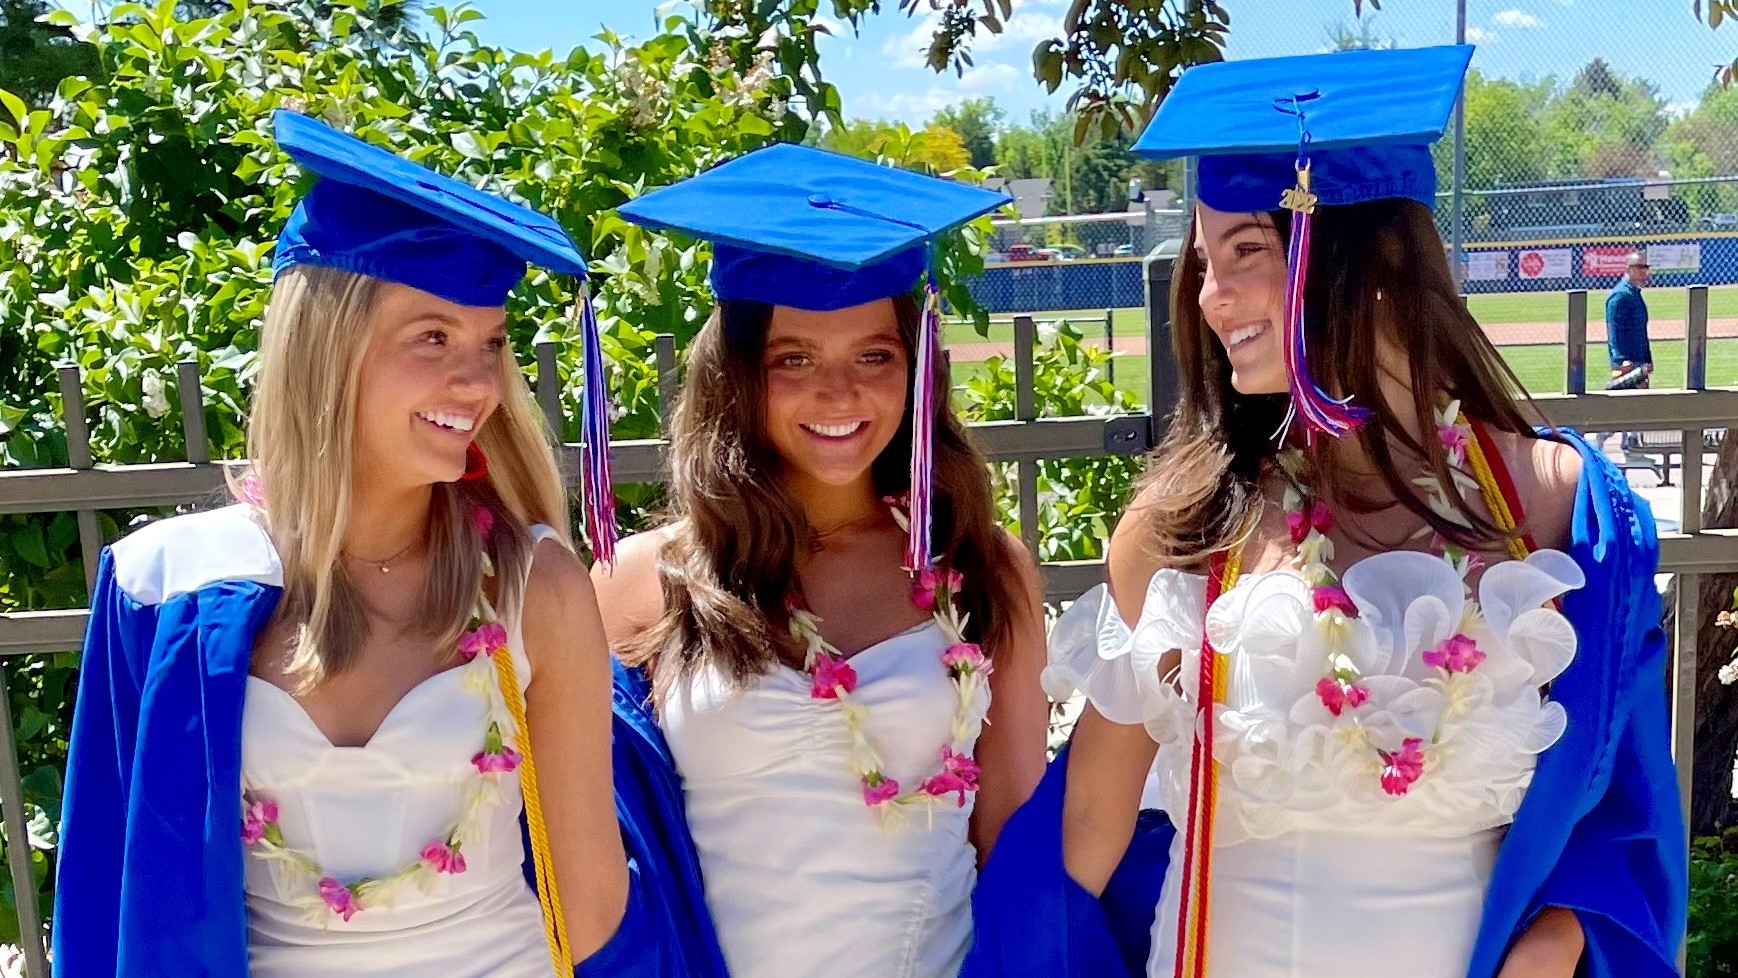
[1517,248,1572,280]
[1464,251,1510,281]
[1582,245,1634,277]
[1647,242,1702,273]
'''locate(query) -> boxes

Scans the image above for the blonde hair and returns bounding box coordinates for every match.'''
[238,265,571,691]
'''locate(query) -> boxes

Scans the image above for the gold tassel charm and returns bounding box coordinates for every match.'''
[1279,163,1318,214]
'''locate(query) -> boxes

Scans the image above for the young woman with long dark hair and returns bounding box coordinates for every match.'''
[597,144,1052,978]
[1050,46,1687,978]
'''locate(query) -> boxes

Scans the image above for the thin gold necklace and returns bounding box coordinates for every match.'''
[342,537,422,575]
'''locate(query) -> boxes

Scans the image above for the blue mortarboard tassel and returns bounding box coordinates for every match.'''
[1275,94,1369,441]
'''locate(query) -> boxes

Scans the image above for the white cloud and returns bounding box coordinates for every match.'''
[1666,100,1698,119]
[958,61,1021,93]
[880,10,942,69]
[850,60,1018,124]
[852,88,962,123]
[1492,9,1544,28]
[881,1,1058,68]
[1465,25,1495,42]
[975,6,1062,54]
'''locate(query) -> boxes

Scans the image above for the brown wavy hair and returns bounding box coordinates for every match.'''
[623,294,1020,700]
[1139,198,1548,568]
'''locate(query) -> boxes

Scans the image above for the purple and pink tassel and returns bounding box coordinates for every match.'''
[578,287,618,568]
[1280,203,1367,441]
[904,275,941,572]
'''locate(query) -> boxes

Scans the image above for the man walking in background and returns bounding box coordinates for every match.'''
[1606,250,1653,390]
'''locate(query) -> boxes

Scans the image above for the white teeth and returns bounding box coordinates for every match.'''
[802,422,866,438]
[418,410,475,433]
[1228,324,1267,347]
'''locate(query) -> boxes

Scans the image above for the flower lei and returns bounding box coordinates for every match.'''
[1281,399,1499,798]
[240,506,528,925]
[785,501,993,827]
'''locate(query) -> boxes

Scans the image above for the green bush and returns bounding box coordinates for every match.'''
[1691,830,1738,977]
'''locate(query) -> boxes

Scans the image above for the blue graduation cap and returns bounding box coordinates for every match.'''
[615,142,1011,570]
[1133,44,1472,213]
[1132,45,1473,439]
[614,142,1010,312]
[270,109,619,563]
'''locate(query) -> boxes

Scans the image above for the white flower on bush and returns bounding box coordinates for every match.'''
[1719,660,1738,686]
[141,369,170,419]
[613,60,666,129]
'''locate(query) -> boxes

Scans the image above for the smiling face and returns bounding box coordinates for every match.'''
[352,282,508,492]
[1193,203,1290,396]
[760,297,911,494]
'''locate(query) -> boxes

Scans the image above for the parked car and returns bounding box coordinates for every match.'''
[1050,244,1087,261]
[1004,243,1046,262]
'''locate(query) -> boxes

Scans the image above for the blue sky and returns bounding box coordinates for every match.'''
[460,0,1736,125]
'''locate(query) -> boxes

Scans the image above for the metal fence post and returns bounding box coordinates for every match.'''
[1143,251,1178,439]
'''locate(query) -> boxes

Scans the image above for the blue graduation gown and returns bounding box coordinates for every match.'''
[963,433,1687,978]
[1462,433,1687,978]
[51,506,722,977]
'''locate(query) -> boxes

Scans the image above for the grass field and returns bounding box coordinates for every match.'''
[942,284,1738,348]
[946,285,1738,409]
[955,337,1738,410]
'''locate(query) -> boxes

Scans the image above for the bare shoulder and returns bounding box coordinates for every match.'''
[590,524,679,649]
[518,536,607,675]
[523,536,602,627]
[1494,430,1583,552]
[1106,482,1173,625]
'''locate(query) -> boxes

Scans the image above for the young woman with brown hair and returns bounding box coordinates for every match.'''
[598,144,1051,978]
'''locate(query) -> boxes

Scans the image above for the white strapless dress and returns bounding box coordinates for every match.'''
[1046,548,1586,978]
[240,530,560,978]
[662,620,985,978]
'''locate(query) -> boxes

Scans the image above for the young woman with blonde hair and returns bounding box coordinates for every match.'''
[54,111,634,977]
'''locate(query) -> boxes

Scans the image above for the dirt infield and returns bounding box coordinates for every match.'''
[948,317,1738,362]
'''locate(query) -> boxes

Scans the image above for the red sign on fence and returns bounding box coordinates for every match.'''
[1582,245,1633,278]
[1517,248,1571,279]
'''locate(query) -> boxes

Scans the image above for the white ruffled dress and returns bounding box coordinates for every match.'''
[1045,549,1585,978]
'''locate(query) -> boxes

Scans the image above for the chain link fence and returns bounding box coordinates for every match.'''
[974,3,1738,344]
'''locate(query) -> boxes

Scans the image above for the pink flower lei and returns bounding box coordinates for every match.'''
[785,502,992,822]
[1280,415,1495,799]
[239,506,530,921]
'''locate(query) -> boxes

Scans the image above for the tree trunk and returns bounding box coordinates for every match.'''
[1674,433,1738,836]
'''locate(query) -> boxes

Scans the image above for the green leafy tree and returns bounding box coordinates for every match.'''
[821,118,973,174]
[931,96,1003,169]
[0,0,99,108]
[1541,59,1669,179]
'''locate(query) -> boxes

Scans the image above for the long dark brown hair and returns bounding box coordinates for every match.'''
[1140,198,1547,567]
[624,293,1021,699]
